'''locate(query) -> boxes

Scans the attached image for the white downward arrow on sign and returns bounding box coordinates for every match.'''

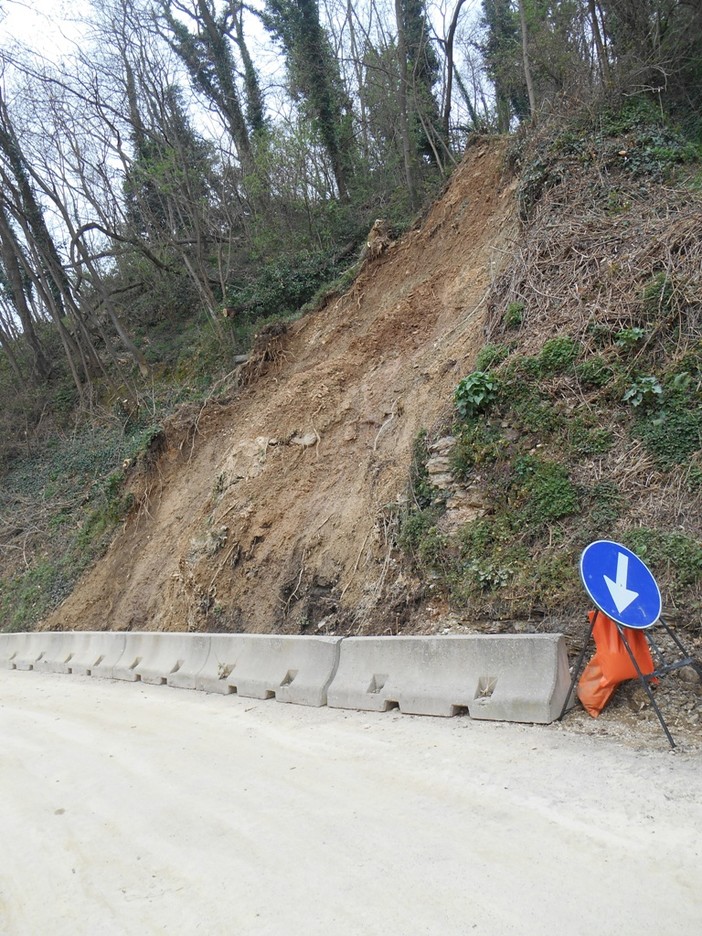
[604,552,639,614]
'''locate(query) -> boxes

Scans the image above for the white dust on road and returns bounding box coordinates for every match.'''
[0,670,700,935]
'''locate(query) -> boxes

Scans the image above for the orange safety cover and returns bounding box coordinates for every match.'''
[577,655,617,718]
[577,611,655,717]
[591,610,655,682]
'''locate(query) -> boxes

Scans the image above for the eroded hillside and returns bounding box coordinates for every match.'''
[44,140,516,635]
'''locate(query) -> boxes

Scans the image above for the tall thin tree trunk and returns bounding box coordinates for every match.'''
[196,0,255,176]
[346,0,369,161]
[588,0,611,86]
[453,67,485,132]
[72,237,151,378]
[442,0,468,141]
[0,314,25,385]
[518,0,537,120]
[0,206,51,379]
[395,0,418,210]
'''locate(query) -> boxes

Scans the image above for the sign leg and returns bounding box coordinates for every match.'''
[657,619,702,681]
[617,624,676,750]
[558,617,595,721]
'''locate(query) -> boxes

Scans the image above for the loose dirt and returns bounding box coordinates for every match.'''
[45,140,517,637]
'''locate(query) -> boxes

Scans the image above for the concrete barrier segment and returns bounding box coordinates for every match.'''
[467,635,571,724]
[189,634,248,694]
[166,634,213,690]
[0,632,28,669]
[226,635,343,706]
[106,632,191,684]
[67,632,127,676]
[132,633,203,685]
[326,635,571,723]
[32,632,76,674]
[90,633,131,679]
[326,637,474,715]
[10,632,47,671]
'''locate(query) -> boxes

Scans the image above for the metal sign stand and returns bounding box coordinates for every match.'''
[560,611,702,749]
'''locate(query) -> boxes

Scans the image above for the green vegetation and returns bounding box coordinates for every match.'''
[503,302,525,329]
[566,419,614,457]
[401,317,702,618]
[574,356,615,389]
[538,337,580,376]
[623,529,702,589]
[453,371,499,419]
[0,420,161,631]
[224,249,353,321]
[515,456,580,524]
[475,343,510,371]
[623,375,663,408]
[407,430,436,510]
[516,97,702,221]
[615,327,646,348]
[451,420,506,478]
[399,104,702,627]
[633,376,702,469]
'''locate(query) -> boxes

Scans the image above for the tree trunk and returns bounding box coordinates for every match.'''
[588,0,611,86]
[0,205,51,380]
[71,233,151,378]
[442,0,468,141]
[0,313,26,385]
[233,5,266,135]
[196,0,255,175]
[518,0,537,120]
[395,0,418,210]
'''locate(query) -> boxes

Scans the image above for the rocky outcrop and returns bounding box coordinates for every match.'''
[426,436,489,534]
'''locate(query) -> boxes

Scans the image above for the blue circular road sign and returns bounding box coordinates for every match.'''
[580,540,662,629]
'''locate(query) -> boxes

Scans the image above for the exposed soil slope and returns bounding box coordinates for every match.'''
[45,140,516,635]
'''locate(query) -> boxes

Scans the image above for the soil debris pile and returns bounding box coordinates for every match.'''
[45,140,516,635]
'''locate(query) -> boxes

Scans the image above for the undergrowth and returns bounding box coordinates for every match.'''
[0,421,165,631]
[224,249,355,321]
[514,96,702,221]
[401,327,702,624]
[398,101,702,629]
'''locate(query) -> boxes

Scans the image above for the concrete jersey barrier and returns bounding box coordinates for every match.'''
[225,635,342,706]
[165,634,214,690]
[0,632,26,669]
[32,632,76,674]
[91,633,133,679]
[110,632,196,684]
[68,632,127,676]
[0,631,117,674]
[466,635,571,724]
[168,634,342,707]
[0,630,571,723]
[326,634,571,724]
[9,632,47,671]
[168,633,244,694]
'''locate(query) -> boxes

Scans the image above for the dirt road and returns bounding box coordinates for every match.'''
[1,670,700,935]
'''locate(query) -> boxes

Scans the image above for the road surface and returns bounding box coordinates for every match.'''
[1,669,700,935]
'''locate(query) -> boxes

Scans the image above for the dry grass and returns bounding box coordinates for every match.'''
[486,172,702,356]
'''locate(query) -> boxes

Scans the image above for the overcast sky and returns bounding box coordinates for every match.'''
[1,0,90,58]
